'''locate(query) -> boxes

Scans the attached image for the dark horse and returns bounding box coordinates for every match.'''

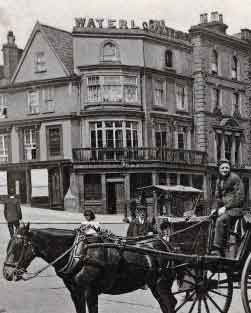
[3,223,176,313]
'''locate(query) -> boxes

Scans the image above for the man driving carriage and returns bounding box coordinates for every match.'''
[211,158,245,257]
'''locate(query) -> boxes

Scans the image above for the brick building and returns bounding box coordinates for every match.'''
[0,12,250,213]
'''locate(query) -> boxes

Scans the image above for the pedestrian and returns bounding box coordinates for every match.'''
[160,220,171,241]
[126,205,156,237]
[4,188,22,237]
[211,158,244,256]
[81,209,100,235]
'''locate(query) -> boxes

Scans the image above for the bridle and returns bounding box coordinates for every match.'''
[4,233,35,279]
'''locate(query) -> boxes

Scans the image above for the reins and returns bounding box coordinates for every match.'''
[6,216,212,282]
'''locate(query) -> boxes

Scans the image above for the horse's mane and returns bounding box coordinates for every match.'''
[32,228,76,239]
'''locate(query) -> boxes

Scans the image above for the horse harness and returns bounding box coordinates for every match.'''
[4,233,36,279]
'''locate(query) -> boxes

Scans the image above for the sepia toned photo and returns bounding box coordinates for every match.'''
[1,1,251,312]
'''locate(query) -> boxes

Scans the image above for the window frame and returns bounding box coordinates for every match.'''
[86,74,138,104]
[0,133,9,163]
[165,50,173,67]
[211,49,219,75]
[101,41,120,63]
[43,87,55,113]
[153,79,165,107]
[34,51,46,73]
[23,128,37,161]
[27,90,40,114]
[46,125,63,159]
[0,94,7,117]
[231,56,238,80]
[176,84,188,111]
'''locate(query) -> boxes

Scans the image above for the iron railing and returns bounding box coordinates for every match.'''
[72,147,207,165]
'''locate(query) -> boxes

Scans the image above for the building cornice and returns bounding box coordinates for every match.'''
[0,75,80,92]
[73,28,192,51]
[189,26,249,51]
[79,109,144,119]
[78,64,193,82]
[0,113,79,127]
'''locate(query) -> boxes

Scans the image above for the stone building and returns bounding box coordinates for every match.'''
[0,12,250,213]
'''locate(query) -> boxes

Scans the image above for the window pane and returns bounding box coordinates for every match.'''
[124,85,137,102]
[115,130,123,148]
[126,129,132,147]
[48,127,61,156]
[106,130,114,147]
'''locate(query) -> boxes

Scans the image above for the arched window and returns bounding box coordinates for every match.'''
[211,50,218,75]
[165,50,173,67]
[101,41,120,62]
[232,56,238,80]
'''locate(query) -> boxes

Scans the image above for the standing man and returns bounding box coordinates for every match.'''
[211,159,244,256]
[4,188,22,237]
[126,205,156,237]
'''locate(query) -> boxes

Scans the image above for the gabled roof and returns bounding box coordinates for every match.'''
[11,22,74,83]
[40,23,73,74]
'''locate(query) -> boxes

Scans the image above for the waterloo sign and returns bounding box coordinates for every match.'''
[74,17,189,41]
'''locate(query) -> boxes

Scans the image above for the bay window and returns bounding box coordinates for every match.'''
[90,120,138,160]
[87,75,138,104]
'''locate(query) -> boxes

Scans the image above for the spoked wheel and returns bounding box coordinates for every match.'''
[241,252,251,313]
[173,267,233,313]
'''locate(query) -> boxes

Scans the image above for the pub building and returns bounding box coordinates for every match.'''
[0,12,250,213]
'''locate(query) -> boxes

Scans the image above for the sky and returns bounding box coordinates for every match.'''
[0,0,251,55]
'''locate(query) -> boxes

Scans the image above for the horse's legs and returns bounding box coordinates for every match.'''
[149,275,176,313]
[86,287,98,313]
[63,279,86,313]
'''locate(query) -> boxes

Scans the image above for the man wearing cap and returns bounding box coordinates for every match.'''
[211,159,244,256]
[4,188,22,237]
[126,205,156,237]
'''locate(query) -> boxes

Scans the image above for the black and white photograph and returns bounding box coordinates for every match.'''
[1,1,251,312]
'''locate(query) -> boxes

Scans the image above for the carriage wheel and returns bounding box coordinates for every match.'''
[241,252,251,313]
[173,267,233,313]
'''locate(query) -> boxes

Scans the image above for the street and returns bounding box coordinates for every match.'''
[0,205,245,313]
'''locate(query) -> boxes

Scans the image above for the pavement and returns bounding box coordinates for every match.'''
[0,203,125,225]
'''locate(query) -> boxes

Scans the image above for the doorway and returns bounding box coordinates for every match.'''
[107,181,125,214]
[7,170,27,203]
[48,168,61,208]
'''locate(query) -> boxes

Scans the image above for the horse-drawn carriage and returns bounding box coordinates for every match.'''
[3,185,251,313]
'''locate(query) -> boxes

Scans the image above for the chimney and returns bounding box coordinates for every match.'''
[200,13,208,24]
[200,12,228,34]
[2,31,23,81]
[241,28,251,41]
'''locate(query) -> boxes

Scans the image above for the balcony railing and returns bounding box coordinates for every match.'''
[72,147,207,166]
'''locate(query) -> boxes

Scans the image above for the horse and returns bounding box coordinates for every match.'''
[3,223,176,313]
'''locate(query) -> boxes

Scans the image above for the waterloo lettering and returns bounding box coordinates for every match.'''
[74,17,189,41]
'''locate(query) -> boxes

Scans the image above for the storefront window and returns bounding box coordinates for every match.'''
[84,175,101,200]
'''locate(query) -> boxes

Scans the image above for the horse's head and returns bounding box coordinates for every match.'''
[3,223,35,282]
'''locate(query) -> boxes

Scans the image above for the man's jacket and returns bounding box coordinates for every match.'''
[4,196,22,222]
[214,172,244,216]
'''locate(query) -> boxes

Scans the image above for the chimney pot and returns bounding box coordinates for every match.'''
[219,14,223,23]
[211,11,219,22]
[7,30,15,44]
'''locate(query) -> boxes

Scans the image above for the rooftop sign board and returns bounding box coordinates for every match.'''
[74,17,190,41]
